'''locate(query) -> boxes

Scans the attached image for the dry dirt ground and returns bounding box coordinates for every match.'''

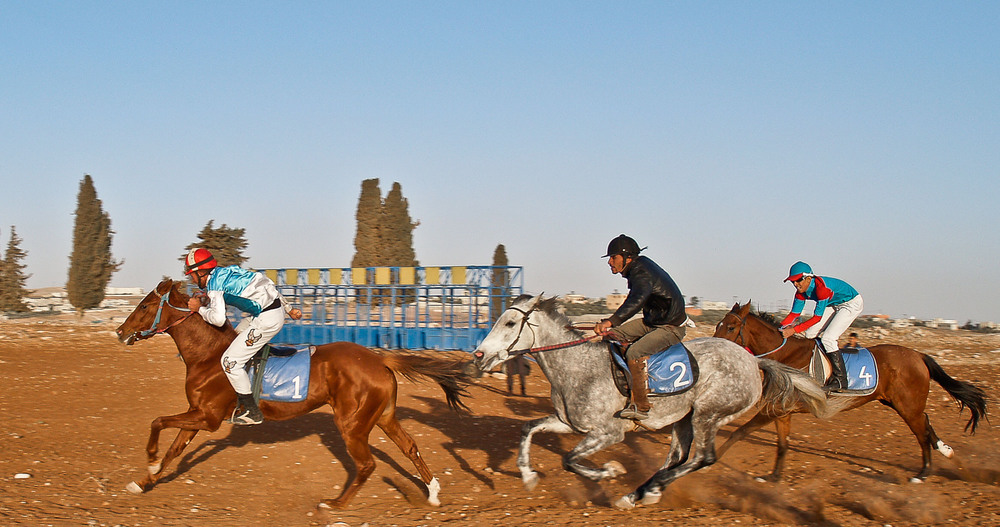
[3,315,1000,526]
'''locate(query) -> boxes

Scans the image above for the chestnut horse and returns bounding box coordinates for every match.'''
[115,279,471,508]
[714,302,988,482]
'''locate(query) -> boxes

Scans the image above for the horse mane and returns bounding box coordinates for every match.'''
[755,310,783,329]
[532,295,587,337]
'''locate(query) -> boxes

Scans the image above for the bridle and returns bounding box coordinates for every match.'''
[502,299,601,357]
[134,286,195,340]
[725,311,787,358]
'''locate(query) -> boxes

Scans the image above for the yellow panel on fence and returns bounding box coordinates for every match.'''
[264,269,278,283]
[399,267,415,285]
[451,266,466,284]
[425,267,440,284]
[307,268,321,285]
[329,268,342,285]
[352,268,366,285]
[285,269,298,285]
[375,267,391,285]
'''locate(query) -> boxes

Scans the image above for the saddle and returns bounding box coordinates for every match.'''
[808,340,878,396]
[607,341,699,398]
[246,344,316,403]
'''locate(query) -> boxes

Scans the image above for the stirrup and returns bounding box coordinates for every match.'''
[618,403,650,420]
[230,406,263,425]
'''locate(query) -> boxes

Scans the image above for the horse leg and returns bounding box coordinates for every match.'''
[716,408,788,480]
[517,415,626,490]
[617,413,724,510]
[377,412,441,506]
[561,427,628,481]
[127,410,217,494]
[899,410,939,482]
[769,414,792,482]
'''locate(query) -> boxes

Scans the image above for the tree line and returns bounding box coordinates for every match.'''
[2,176,511,319]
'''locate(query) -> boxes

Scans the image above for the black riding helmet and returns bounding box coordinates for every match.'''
[602,234,645,258]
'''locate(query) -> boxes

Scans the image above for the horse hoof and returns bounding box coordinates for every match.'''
[147,461,162,475]
[640,490,662,505]
[125,481,144,494]
[936,440,955,458]
[426,477,441,507]
[318,499,345,510]
[613,494,637,510]
[908,477,926,484]
[604,460,627,479]
[523,472,540,491]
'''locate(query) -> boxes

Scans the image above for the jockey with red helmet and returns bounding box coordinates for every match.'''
[184,248,303,424]
[780,261,863,391]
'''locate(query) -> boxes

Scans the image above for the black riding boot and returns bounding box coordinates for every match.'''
[234,393,264,425]
[824,351,849,391]
[619,358,651,420]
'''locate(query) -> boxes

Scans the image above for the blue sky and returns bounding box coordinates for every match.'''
[2,2,998,322]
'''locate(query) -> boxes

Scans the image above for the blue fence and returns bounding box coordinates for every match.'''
[242,265,523,351]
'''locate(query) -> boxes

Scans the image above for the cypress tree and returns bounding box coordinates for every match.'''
[490,244,509,323]
[67,174,123,312]
[183,221,248,269]
[0,226,32,312]
[351,178,382,269]
[381,182,419,268]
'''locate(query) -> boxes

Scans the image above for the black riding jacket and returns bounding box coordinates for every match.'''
[607,256,686,327]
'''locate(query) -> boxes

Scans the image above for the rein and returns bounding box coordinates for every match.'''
[504,302,601,357]
[136,287,195,339]
[730,312,787,358]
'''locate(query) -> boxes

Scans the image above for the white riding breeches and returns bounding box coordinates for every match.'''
[803,294,864,353]
[220,308,285,394]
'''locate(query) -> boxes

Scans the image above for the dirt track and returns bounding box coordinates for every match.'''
[2,317,1000,526]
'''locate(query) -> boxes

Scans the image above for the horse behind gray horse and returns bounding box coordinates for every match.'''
[473,295,828,509]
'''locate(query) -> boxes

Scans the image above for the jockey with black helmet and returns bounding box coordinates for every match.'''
[594,234,687,420]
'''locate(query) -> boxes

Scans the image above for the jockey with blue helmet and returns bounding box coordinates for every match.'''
[780,261,863,391]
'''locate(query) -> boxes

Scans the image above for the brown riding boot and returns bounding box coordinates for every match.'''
[619,358,651,420]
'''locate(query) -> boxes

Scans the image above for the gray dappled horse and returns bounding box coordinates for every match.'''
[473,295,828,510]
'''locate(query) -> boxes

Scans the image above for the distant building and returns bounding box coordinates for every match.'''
[563,293,588,304]
[925,318,959,330]
[605,292,626,311]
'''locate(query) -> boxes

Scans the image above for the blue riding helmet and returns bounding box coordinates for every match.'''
[784,261,813,282]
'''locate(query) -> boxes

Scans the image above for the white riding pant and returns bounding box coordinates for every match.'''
[221,308,285,394]
[803,295,864,353]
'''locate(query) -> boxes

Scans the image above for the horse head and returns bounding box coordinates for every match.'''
[115,279,194,345]
[712,300,754,344]
[473,294,548,372]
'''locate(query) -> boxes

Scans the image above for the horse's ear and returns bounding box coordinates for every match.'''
[737,300,752,317]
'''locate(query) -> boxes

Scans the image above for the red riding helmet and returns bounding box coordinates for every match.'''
[184,248,217,275]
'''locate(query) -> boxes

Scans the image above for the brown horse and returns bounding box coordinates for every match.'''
[115,279,471,508]
[713,302,987,483]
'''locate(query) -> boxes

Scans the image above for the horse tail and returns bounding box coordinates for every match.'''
[922,354,988,433]
[382,352,473,413]
[757,358,828,417]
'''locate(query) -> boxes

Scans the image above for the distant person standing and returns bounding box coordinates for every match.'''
[779,261,863,391]
[505,354,528,396]
[845,332,860,349]
[593,234,687,420]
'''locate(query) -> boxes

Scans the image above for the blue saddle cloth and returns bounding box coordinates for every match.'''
[611,342,698,395]
[842,346,878,391]
[248,344,312,402]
